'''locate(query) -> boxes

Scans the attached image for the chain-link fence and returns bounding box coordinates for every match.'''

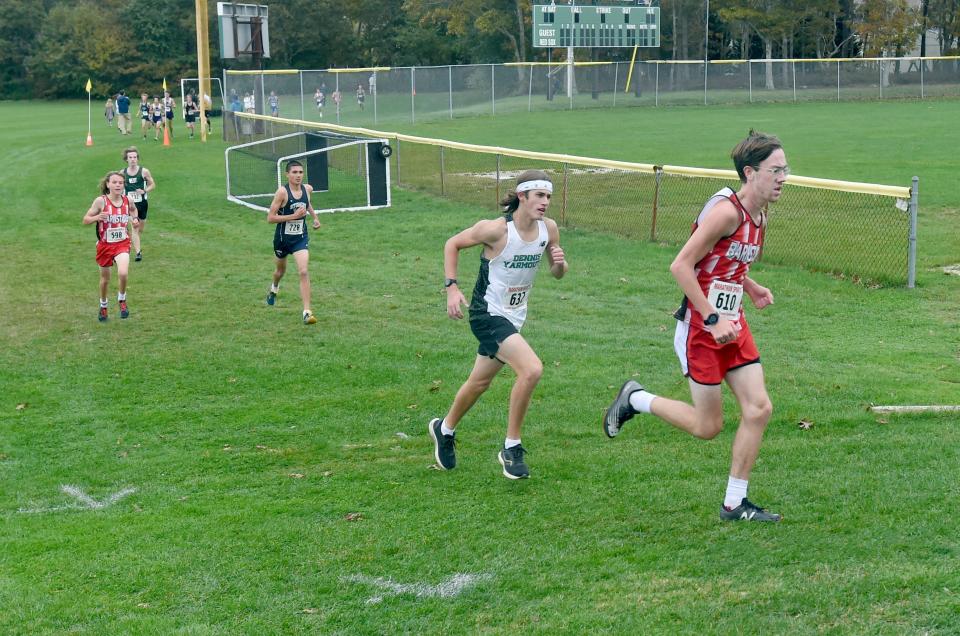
[227,113,918,287]
[226,57,959,126]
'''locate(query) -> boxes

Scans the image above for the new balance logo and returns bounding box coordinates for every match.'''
[740,511,756,520]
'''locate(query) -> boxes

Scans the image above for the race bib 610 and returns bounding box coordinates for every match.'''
[707,280,743,320]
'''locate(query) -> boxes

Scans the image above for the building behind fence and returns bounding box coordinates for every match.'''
[227,112,919,288]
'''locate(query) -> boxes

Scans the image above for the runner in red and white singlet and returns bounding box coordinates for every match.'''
[603,130,788,522]
[675,187,765,386]
[83,171,138,322]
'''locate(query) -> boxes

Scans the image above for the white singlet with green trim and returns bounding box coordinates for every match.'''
[469,218,548,330]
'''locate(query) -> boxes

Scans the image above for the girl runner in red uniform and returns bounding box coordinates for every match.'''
[82,172,139,321]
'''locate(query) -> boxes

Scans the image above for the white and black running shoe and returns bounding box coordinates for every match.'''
[603,380,643,438]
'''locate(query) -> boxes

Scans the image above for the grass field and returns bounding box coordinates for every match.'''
[1,99,959,634]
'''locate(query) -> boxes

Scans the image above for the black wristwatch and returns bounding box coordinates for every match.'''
[444,278,458,288]
[703,312,720,326]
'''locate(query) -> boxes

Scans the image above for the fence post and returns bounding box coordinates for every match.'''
[792,61,797,102]
[879,60,883,99]
[837,60,841,102]
[440,145,445,197]
[561,164,568,226]
[449,65,454,119]
[613,63,619,107]
[299,71,305,121]
[491,65,496,116]
[650,167,663,242]
[749,60,753,103]
[528,65,534,112]
[920,59,925,99]
[495,154,501,208]
[411,67,416,124]
[655,64,659,106]
[908,176,918,289]
[395,138,401,186]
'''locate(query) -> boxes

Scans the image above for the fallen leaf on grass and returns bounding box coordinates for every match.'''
[877,418,889,425]
[222,445,233,451]
[288,473,305,479]
[658,324,667,332]
[406,404,418,410]
[797,420,814,430]
[137,602,151,608]
[321,471,333,477]
[228,377,237,383]
[256,444,267,450]
[619,277,628,283]
[302,608,319,614]
[395,432,410,439]
[429,379,442,393]
[15,403,27,411]
[344,512,362,521]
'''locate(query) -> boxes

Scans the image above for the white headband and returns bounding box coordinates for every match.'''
[516,179,553,194]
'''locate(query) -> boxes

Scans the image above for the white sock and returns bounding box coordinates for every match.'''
[504,437,521,449]
[440,421,456,437]
[724,476,749,509]
[100,298,108,308]
[628,390,657,414]
[117,292,126,301]
[270,284,279,293]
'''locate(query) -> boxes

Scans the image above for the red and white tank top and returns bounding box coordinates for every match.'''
[97,195,131,244]
[693,187,764,291]
[679,187,765,328]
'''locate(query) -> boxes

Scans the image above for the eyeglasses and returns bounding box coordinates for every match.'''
[763,166,790,177]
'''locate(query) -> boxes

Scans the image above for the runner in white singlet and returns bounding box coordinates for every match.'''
[428,170,569,480]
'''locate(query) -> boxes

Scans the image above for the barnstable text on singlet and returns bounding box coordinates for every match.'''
[724,240,759,264]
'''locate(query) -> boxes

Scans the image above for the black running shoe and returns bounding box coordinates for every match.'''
[428,418,456,470]
[135,252,142,262]
[498,445,529,479]
[720,498,782,522]
[98,306,108,322]
[603,380,643,438]
[266,291,277,306]
[119,300,129,319]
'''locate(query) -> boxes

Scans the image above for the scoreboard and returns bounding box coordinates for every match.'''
[533,5,660,48]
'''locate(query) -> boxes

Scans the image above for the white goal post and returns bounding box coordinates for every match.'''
[180,77,226,116]
[225,130,392,213]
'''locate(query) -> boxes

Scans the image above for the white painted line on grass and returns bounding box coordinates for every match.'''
[344,572,493,604]
[17,485,137,514]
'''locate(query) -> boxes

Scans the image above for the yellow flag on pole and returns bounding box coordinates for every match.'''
[85,78,92,93]
[163,77,168,92]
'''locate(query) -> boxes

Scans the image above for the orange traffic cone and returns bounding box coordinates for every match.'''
[163,123,171,147]
[85,133,94,146]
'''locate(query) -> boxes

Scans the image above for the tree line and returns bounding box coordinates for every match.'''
[1,0,957,99]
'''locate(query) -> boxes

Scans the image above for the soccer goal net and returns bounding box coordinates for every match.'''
[225,130,392,213]
[180,78,225,114]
